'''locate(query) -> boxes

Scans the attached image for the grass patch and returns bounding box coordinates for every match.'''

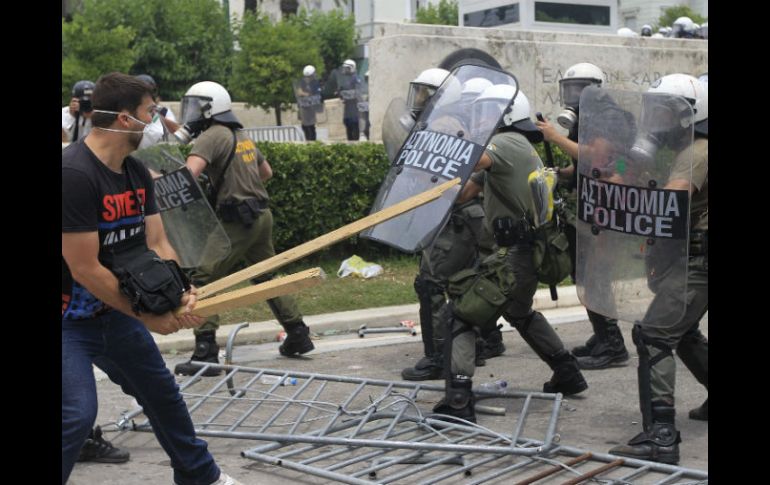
[218,253,421,324]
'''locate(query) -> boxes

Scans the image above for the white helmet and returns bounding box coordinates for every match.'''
[474,84,541,140]
[180,81,239,126]
[617,27,638,37]
[559,62,604,108]
[303,65,316,77]
[651,33,664,38]
[461,77,494,103]
[648,73,707,124]
[342,59,356,74]
[672,17,694,38]
[640,24,653,37]
[407,68,450,117]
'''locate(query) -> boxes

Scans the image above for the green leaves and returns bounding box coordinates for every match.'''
[414,0,459,26]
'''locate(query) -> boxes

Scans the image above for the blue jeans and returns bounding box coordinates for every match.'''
[62,311,220,485]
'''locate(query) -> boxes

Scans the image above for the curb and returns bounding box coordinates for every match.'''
[153,285,582,353]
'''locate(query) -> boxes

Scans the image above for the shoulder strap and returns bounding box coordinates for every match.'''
[208,128,239,206]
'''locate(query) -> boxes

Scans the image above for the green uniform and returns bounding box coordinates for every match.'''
[190,124,302,334]
[638,137,708,404]
[448,131,572,377]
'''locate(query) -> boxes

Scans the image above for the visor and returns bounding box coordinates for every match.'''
[407,83,438,115]
[179,96,212,124]
[559,79,593,108]
[640,94,693,132]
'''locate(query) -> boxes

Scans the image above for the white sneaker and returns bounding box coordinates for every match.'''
[212,472,243,485]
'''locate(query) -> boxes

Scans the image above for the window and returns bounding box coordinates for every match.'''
[464,3,520,27]
[534,2,611,26]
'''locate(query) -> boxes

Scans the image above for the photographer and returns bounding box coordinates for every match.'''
[62,80,95,143]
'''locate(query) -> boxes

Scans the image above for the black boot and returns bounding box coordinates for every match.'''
[77,425,130,463]
[572,334,597,357]
[610,403,681,465]
[543,351,588,396]
[279,321,315,357]
[577,325,629,370]
[402,354,444,381]
[689,398,708,421]
[174,331,222,377]
[478,325,506,360]
[432,375,476,424]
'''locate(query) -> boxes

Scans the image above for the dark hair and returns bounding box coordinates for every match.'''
[91,72,154,128]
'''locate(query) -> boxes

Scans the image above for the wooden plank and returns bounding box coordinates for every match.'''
[197,177,460,299]
[182,267,326,318]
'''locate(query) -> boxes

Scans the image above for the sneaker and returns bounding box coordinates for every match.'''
[211,472,244,485]
[77,426,130,463]
[174,332,222,377]
[576,340,629,370]
[279,322,315,357]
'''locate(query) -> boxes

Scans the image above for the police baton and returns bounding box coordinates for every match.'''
[535,112,559,302]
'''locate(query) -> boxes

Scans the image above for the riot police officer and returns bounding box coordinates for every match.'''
[433,86,587,423]
[610,74,708,464]
[401,68,504,381]
[535,63,631,370]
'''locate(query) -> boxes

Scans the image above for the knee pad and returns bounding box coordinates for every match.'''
[507,311,536,332]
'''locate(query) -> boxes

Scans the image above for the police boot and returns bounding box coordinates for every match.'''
[689,398,708,421]
[577,325,629,370]
[174,331,222,377]
[432,375,476,424]
[279,321,315,357]
[543,351,588,396]
[478,324,506,361]
[402,353,444,381]
[609,403,681,465]
[572,334,597,358]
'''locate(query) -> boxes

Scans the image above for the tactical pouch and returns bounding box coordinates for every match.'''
[114,250,191,315]
[532,219,571,286]
[447,266,507,329]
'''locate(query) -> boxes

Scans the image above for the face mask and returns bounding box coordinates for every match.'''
[92,109,155,134]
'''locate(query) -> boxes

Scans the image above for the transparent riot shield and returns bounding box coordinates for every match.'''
[292,78,326,125]
[361,64,519,253]
[357,78,370,139]
[381,97,414,163]
[575,87,693,326]
[131,143,231,269]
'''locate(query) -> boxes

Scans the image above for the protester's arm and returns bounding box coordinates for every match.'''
[62,231,183,334]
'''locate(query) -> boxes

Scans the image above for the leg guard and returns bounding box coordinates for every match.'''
[414,275,439,357]
[432,374,476,423]
[633,324,675,431]
[676,327,708,389]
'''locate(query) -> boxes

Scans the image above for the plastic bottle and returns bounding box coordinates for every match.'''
[260,375,298,386]
[478,380,508,392]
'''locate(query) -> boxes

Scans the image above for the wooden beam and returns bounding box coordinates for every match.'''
[197,177,460,299]
[182,267,326,318]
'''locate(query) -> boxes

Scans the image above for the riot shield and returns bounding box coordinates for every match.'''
[361,64,519,252]
[131,143,232,269]
[575,87,692,326]
[292,78,326,125]
[381,97,413,163]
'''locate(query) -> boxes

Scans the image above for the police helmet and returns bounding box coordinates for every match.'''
[180,81,240,126]
[559,63,605,108]
[647,73,708,135]
[641,25,653,37]
[303,65,316,77]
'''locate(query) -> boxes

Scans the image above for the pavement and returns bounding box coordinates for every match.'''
[68,285,709,484]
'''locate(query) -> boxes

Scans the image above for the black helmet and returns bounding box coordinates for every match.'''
[72,80,95,98]
[135,74,157,89]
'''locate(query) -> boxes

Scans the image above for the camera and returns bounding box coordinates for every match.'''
[78,97,93,113]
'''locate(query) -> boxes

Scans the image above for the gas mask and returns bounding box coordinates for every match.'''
[174,96,213,144]
[630,95,692,165]
[556,107,578,130]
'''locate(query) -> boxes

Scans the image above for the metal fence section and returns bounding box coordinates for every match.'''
[114,364,708,484]
[242,125,306,142]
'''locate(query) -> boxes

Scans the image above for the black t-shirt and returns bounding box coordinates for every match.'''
[61,141,158,320]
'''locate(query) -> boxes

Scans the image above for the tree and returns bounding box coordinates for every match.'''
[230,12,323,125]
[414,0,458,26]
[61,0,233,103]
[657,5,706,29]
[300,9,357,85]
[62,18,136,105]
